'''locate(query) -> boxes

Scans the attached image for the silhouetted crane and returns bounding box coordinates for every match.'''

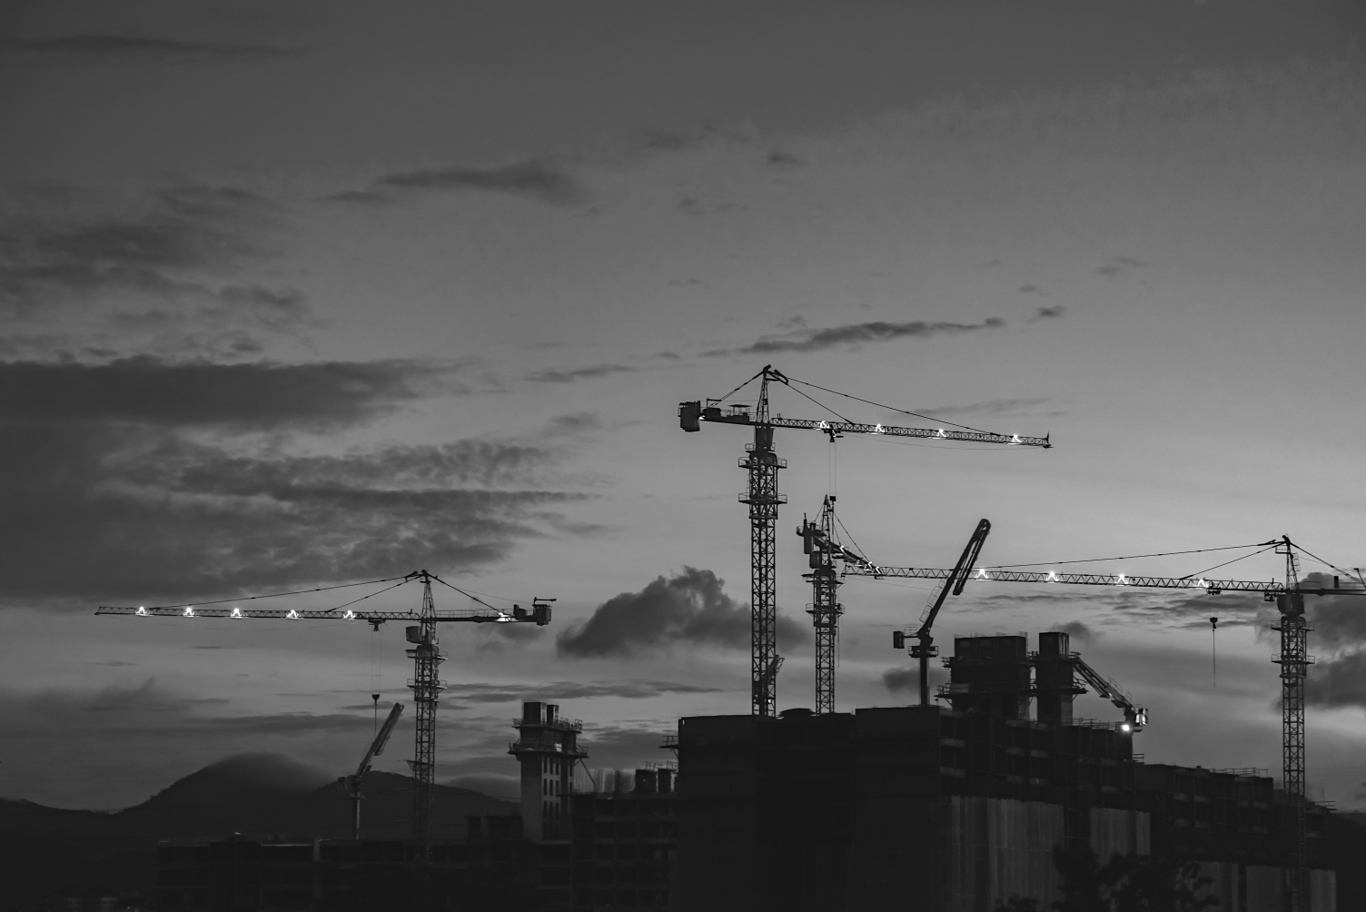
[846,534,1364,912]
[680,365,1050,717]
[341,702,404,840]
[97,569,553,861]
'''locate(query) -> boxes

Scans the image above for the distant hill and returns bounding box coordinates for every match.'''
[0,752,516,908]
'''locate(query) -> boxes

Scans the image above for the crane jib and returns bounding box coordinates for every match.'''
[679,401,1049,447]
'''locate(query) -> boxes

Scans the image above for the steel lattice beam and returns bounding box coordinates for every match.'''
[802,496,843,715]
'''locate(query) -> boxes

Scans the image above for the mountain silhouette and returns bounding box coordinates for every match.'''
[0,752,516,906]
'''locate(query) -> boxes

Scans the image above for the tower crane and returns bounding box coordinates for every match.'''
[844,535,1364,912]
[679,365,1050,717]
[340,702,404,840]
[96,569,553,861]
[798,496,848,714]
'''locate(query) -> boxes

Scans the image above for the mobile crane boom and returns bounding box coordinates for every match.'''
[890,519,991,707]
[340,702,404,840]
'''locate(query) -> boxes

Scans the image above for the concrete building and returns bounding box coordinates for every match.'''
[674,632,1335,912]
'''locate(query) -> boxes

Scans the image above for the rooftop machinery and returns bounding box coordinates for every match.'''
[843,535,1364,912]
[680,365,1051,717]
[96,569,553,861]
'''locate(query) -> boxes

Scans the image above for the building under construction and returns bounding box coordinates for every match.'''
[674,631,1336,912]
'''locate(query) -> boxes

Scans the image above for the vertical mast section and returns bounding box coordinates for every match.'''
[1273,537,1310,912]
[739,367,787,717]
[802,496,843,714]
[406,570,444,861]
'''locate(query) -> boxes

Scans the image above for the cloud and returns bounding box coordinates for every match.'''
[1030,305,1066,320]
[0,182,304,357]
[708,317,1004,355]
[0,357,433,429]
[557,567,806,657]
[882,665,947,695]
[525,363,639,384]
[0,35,286,61]
[1096,256,1148,279]
[441,680,727,703]
[0,363,595,605]
[912,396,1055,419]
[1306,652,1366,710]
[1050,620,1097,645]
[345,160,583,206]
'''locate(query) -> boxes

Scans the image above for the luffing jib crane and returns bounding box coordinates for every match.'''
[340,702,404,840]
[97,568,553,862]
[845,535,1363,912]
[890,518,991,707]
[680,365,1050,717]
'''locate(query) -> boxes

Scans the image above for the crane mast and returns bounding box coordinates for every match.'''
[1273,537,1310,912]
[406,572,443,859]
[800,496,843,714]
[680,365,1050,717]
[739,369,786,717]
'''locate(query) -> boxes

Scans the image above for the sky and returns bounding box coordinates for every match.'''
[2,1,1366,811]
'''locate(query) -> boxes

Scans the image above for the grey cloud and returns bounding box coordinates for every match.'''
[1031,305,1066,320]
[1050,620,1097,645]
[0,184,304,352]
[350,160,583,206]
[882,665,947,695]
[1097,256,1148,279]
[1306,652,1366,710]
[557,567,807,657]
[913,397,1054,418]
[525,364,639,384]
[709,317,1005,355]
[0,357,432,429]
[0,396,592,604]
[0,35,287,61]
[441,680,727,703]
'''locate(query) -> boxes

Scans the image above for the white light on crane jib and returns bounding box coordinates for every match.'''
[286,609,300,620]
[343,610,356,620]
[136,606,148,616]
[230,607,244,619]
[183,606,195,617]
[1116,574,1129,586]
[1046,572,1059,582]
[874,424,885,434]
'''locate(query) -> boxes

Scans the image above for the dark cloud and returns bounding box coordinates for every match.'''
[0,35,286,61]
[0,363,592,605]
[0,183,304,356]
[525,364,639,384]
[1030,305,1066,320]
[1050,620,1097,645]
[345,160,583,206]
[441,680,727,703]
[0,357,432,429]
[1096,256,1148,279]
[709,317,1004,355]
[912,396,1055,418]
[557,567,806,657]
[882,665,948,695]
[1306,652,1366,710]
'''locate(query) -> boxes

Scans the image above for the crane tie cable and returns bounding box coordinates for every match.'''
[985,543,1274,570]
[125,575,413,611]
